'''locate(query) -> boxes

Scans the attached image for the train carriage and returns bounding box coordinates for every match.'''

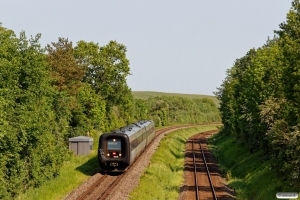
[98,120,155,172]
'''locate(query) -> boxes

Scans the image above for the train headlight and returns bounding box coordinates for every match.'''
[119,153,122,157]
[113,138,116,142]
[107,153,110,156]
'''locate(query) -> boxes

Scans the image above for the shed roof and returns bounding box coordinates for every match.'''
[69,136,93,142]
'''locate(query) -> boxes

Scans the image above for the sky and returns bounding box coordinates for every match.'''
[0,1,293,95]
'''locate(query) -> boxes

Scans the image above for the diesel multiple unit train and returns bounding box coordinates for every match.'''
[98,120,155,172]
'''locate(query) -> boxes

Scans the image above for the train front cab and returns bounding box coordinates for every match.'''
[98,133,130,172]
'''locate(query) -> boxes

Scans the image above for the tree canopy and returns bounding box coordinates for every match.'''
[216,0,300,187]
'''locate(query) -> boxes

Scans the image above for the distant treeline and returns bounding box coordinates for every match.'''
[215,0,300,188]
[134,96,220,126]
[0,23,220,199]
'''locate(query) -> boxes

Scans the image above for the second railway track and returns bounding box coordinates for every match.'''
[182,129,235,200]
[190,130,219,200]
[192,139,218,200]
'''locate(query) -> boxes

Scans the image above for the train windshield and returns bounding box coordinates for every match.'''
[107,139,121,150]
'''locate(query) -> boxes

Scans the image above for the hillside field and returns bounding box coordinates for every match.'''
[132,91,219,106]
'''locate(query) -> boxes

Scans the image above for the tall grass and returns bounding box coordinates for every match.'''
[129,125,219,200]
[208,132,300,200]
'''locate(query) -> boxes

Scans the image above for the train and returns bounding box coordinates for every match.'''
[98,120,155,172]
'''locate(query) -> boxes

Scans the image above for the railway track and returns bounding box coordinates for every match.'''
[180,129,236,200]
[77,173,126,200]
[72,124,218,200]
[199,141,217,199]
[192,141,200,200]
[77,174,108,200]
[190,130,218,200]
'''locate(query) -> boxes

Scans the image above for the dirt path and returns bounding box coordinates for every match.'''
[178,130,235,200]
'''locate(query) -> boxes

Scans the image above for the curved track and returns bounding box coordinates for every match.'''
[65,123,221,200]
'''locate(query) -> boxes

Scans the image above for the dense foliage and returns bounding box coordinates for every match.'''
[133,96,220,126]
[0,26,133,199]
[0,27,66,198]
[0,23,220,199]
[215,0,300,188]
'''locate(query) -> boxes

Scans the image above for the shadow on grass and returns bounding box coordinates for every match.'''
[174,136,186,144]
[170,148,184,159]
[228,178,246,190]
[75,155,101,176]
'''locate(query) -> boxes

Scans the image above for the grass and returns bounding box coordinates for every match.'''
[16,151,99,200]
[208,132,300,200]
[132,91,220,106]
[129,125,219,200]
[16,130,101,200]
[17,150,99,200]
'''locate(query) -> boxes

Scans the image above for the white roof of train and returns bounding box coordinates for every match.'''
[111,120,153,137]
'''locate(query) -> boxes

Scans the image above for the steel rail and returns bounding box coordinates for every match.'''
[77,174,108,200]
[199,142,217,200]
[98,173,125,200]
[192,141,200,200]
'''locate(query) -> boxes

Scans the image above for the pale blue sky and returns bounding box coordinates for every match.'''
[0,1,292,95]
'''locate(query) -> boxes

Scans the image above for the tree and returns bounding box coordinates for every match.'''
[46,37,86,95]
[74,40,131,107]
[74,40,133,130]
[215,0,300,187]
[275,0,300,125]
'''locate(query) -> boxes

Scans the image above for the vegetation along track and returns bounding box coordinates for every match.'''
[179,130,235,200]
[65,123,221,200]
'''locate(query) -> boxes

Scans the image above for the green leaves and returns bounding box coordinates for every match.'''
[74,40,131,106]
[217,0,300,188]
[74,40,133,130]
[0,23,137,198]
[133,96,220,126]
[46,38,86,94]
[0,26,69,198]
